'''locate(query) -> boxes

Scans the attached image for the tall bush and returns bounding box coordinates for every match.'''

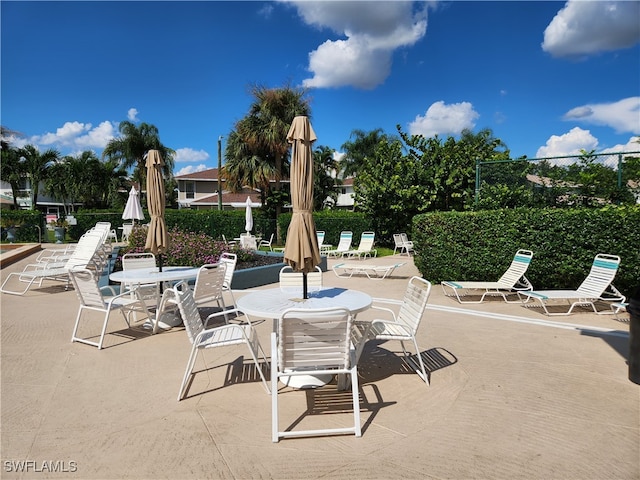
[413,206,640,297]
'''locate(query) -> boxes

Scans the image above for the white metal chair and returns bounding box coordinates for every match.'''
[219,252,237,306]
[121,252,160,312]
[222,234,237,247]
[278,265,323,293]
[271,307,361,442]
[69,267,151,349]
[258,233,274,251]
[172,281,270,400]
[354,276,432,385]
[192,262,227,325]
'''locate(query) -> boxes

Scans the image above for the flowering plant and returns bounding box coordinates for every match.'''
[49,217,69,228]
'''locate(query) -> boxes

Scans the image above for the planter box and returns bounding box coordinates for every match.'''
[231,251,328,290]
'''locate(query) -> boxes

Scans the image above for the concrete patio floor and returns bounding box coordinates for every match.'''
[1,248,638,479]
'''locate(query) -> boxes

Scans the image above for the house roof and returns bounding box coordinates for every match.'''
[176,168,289,183]
[185,191,262,207]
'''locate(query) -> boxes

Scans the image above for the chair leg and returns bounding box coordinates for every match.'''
[401,339,429,385]
[97,311,111,350]
[350,358,362,437]
[178,346,199,401]
[271,332,280,442]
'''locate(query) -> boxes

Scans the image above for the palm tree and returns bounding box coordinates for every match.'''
[340,128,388,178]
[223,84,311,240]
[18,145,59,210]
[102,121,175,187]
[313,145,341,210]
[1,144,24,209]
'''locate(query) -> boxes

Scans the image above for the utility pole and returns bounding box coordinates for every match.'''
[217,136,223,211]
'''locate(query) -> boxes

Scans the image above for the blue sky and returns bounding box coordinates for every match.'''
[2,1,639,176]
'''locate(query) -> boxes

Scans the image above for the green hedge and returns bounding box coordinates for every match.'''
[277,210,372,246]
[0,210,43,243]
[412,206,640,297]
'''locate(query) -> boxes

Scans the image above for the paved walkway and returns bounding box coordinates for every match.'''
[1,249,637,479]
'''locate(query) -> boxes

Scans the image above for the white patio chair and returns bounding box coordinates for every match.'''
[219,252,237,306]
[354,276,432,385]
[121,252,160,318]
[192,262,227,326]
[518,253,625,315]
[278,265,323,293]
[258,233,274,251]
[172,281,270,400]
[441,249,534,303]
[271,306,361,442]
[393,233,414,256]
[240,233,257,250]
[69,267,151,350]
[325,231,352,258]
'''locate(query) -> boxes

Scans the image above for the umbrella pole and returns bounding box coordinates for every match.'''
[303,273,308,299]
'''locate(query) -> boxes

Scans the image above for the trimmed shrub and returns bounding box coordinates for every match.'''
[412,205,640,297]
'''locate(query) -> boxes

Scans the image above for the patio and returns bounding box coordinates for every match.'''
[1,250,637,479]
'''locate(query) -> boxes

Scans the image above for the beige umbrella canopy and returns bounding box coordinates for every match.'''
[283,116,321,298]
[145,150,169,270]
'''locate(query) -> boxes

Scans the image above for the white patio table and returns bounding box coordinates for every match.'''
[236,286,372,388]
[109,266,200,329]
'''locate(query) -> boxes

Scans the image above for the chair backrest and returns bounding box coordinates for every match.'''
[69,268,106,309]
[577,254,621,297]
[336,231,353,252]
[356,231,375,252]
[497,249,533,287]
[262,233,274,245]
[278,307,353,372]
[193,262,227,306]
[393,234,404,248]
[122,224,133,236]
[219,252,237,289]
[396,276,432,336]
[279,266,323,292]
[317,231,325,246]
[400,233,411,245]
[171,281,203,345]
[64,232,104,270]
[122,252,156,270]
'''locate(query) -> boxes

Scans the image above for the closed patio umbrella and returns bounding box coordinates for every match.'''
[144,150,169,271]
[245,195,253,234]
[122,185,144,225]
[283,116,321,299]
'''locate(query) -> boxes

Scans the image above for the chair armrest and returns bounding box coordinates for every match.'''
[203,307,246,328]
[100,285,120,296]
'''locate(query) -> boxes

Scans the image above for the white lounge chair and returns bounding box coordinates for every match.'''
[0,231,105,295]
[519,253,625,316]
[173,281,269,400]
[344,231,377,259]
[333,262,406,280]
[271,306,362,442]
[325,231,352,258]
[441,249,534,303]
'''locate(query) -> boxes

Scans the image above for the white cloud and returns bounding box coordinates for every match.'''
[536,126,599,160]
[127,108,139,122]
[408,101,479,137]
[31,120,117,151]
[600,136,640,167]
[174,147,210,163]
[286,1,429,89]
[563,97,640,135]
[542,0,640,57]
[175,164,209,176]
